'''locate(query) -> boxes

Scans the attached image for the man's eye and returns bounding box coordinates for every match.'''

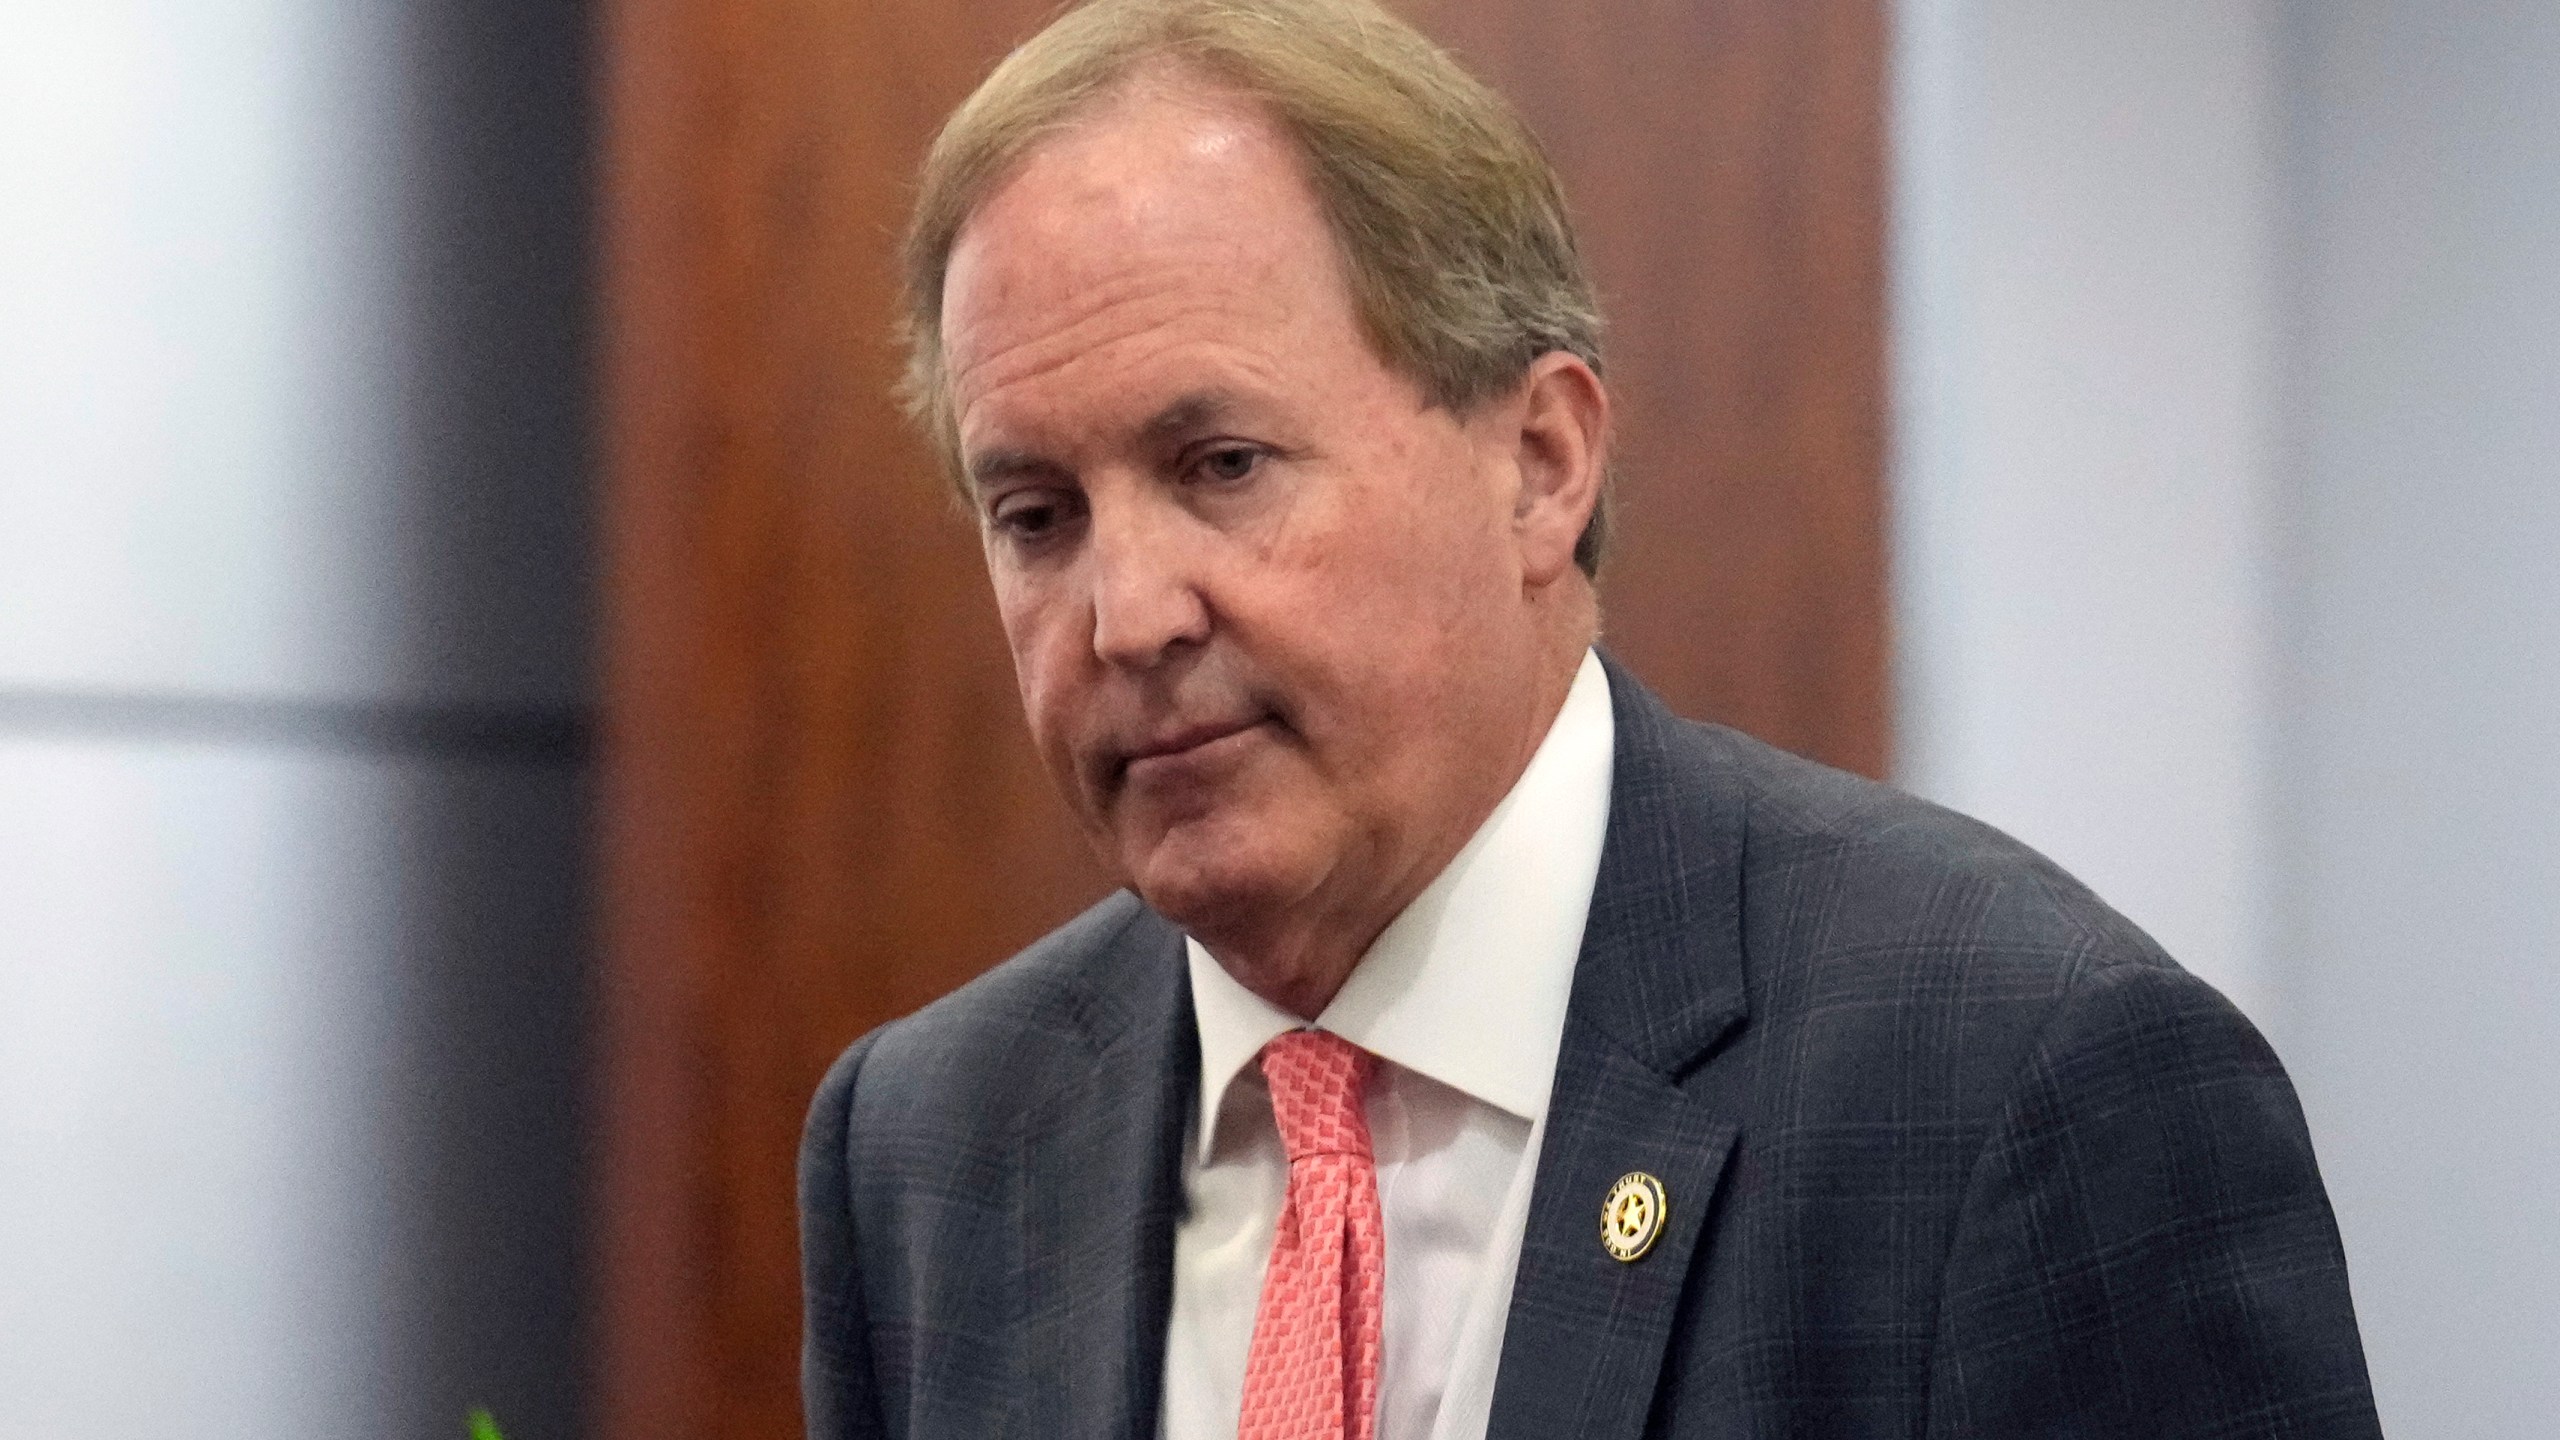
[1193,445,1264,485]
[990,492,1075,540]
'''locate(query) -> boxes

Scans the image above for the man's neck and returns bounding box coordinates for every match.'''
[1199,634,1595,1019]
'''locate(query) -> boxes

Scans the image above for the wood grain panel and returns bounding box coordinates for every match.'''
[595,1,1885,1435]
[1406,0,1891,775]
[595,3,1089,1438]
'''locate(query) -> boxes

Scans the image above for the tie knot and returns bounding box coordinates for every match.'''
[1258,1030,1377,1164]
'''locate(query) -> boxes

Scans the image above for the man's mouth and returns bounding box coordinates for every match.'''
[1112,715,1270,785]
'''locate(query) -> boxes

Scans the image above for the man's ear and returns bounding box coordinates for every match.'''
[1506,351,1611,586]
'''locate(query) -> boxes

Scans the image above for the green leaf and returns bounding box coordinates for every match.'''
[467,1405,507,1440]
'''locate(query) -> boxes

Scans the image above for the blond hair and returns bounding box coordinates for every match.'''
[901,0,1612,574]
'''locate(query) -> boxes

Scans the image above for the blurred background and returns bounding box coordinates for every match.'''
[0,0,2550,1437]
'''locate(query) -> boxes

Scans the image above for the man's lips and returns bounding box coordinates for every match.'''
[1111,715,1270,782]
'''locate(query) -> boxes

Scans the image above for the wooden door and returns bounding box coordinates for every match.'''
[593,1,1884,1435]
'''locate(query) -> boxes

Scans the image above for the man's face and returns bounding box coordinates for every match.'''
[939,80,1563,963]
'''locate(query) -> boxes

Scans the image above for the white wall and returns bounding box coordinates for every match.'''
[2274,1,2560,1428]
[1891,0,2280,1022]
[1894,0,2560,1431]
[0,3,591,1437]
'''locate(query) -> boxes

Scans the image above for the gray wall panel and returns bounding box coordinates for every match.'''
[0,1,594,1435]
[1890,0,2280,1020]
[0,741,586,1439]
[2275,0,2560,1428]
[0,0,590,710]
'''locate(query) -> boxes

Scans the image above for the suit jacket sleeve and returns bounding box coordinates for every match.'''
[1927,959,2382,1436]
[802,1032,887,1440]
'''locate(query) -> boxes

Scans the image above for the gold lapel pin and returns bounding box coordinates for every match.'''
[1601,1170,1668,1262]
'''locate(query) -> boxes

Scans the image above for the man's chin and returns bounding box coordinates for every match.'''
[1116,831,1304,941]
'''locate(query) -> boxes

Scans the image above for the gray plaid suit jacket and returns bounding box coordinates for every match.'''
[802,655,2382,1438]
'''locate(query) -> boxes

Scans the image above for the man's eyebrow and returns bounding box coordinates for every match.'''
[964,448,1061,491]
[964,391,1256,490]
[1138,390,1245,447]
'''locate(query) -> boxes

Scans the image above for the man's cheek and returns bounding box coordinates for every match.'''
[1023,700,1099,819]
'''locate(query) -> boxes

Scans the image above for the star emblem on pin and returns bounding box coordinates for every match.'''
[1601,1170,1668,1262]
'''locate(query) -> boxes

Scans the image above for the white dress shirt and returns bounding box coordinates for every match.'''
[1160,650,1615,1440]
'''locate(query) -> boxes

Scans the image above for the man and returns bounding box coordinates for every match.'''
[801,0,2382,1435]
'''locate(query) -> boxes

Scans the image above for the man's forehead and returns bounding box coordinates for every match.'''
[940,79,1356,453]
[968,71,1293,231]
[942,83,1320,325]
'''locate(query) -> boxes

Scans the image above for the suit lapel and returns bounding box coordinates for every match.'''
[1018,910,1196,1440]
[1486,656,1751,1440]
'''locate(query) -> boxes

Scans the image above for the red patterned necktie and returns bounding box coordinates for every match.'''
[1237,1029,1386,1440]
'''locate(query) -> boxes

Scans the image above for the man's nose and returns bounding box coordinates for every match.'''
[1086,494,1211,669]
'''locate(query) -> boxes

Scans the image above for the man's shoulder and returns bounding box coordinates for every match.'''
[1594,721,2371,1435]
[887,888,1173,1049]
[1653,714,2285,1185]
[1696,718,2159,950]
[1659,715,2215,1040]
[811,888,1182,1140]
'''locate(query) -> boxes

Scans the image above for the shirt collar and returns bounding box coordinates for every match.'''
[1186,649,1616,1164]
